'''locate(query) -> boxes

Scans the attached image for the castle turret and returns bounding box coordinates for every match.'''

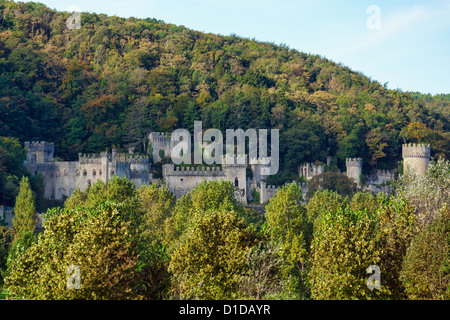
[346,158,363,186]
[402,143,430,176]
[24,141,54,163]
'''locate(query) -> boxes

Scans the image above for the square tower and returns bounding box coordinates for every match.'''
[24,141,54,163]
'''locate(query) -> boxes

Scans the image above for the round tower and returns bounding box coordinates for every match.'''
[346,158,363,186]
[402,143,430,176]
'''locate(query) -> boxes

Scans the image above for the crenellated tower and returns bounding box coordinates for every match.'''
[402,143,430,176]
[24,141,54,163]
[346,158,363,186]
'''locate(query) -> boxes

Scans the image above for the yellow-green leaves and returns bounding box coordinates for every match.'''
[168,209,256,300]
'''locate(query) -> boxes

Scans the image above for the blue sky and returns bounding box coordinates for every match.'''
[21,0,450,94]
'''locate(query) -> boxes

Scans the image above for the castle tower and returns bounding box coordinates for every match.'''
[346,158,363,186]
[402,143,430,176]
[223,156,248,204]
[24,141,54,163]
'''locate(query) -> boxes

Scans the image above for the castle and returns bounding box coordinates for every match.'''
[22,136,432,206]
[23,141,151,200]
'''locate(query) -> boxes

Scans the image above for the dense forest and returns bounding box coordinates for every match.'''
[0,0,449,196]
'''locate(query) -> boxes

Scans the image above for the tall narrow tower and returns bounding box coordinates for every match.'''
[402,143,430,176]
[346,158,363,187]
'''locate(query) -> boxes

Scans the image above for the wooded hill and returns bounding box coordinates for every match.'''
[1,0,449,187]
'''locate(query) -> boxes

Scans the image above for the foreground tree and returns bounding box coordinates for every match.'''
[305,189,344,228]
[164,180,244,252]
[264,184,311,299]
[376,196,419,299]
[12,176,36,242]
[169,209,256,299]
[400,208,450,300]
[394,158,450,226]
[135,183,176,299]
[5,201,139,299]
[309,205,388,300]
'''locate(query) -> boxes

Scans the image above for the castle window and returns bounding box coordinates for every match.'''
[180,178,184,182]
[93,169,97,176]
[234,177,239,187]
[83,169,87,176]
[111,169,115,176]
[87,180,92,187]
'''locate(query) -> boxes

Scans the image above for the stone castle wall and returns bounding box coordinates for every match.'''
[24,143,151,200]
[22,137,432,207]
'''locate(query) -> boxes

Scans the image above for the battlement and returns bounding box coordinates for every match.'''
[163,164,225,177]
[374,169,396,177]
[249,157,272,165]
[346,158,363,166]
[149,132,169,142]
[223,155,248,167]
[25,141,54,163]
[25,141,55,151]
[402,143,431,158]
[78,152,108,163]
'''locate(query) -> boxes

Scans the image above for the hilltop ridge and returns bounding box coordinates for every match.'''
[0,0,449,186]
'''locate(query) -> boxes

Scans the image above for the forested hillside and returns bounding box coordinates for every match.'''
[1,0,449,186]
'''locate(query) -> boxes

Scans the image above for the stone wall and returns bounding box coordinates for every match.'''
[24,142,151,201]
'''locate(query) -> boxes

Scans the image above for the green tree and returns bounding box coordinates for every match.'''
[264,183,311,299]
[309,205,388,300]
[135,183,176,299]
[5,201,139,299]
[306,171,357,199]
[0,226,14,288]
[399,208,449,300]
[305,189,344,228]
[168,209,256,299]
[12,176,36,242]
[165,180,244,250]
[350,192,378,215]
[375,196,419,299]
[394,158,450,226]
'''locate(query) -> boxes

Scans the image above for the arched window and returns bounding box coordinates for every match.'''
[111,169,115,176]
[83,169,87,176]
[234,177,239,187]
[93,169,97,176]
